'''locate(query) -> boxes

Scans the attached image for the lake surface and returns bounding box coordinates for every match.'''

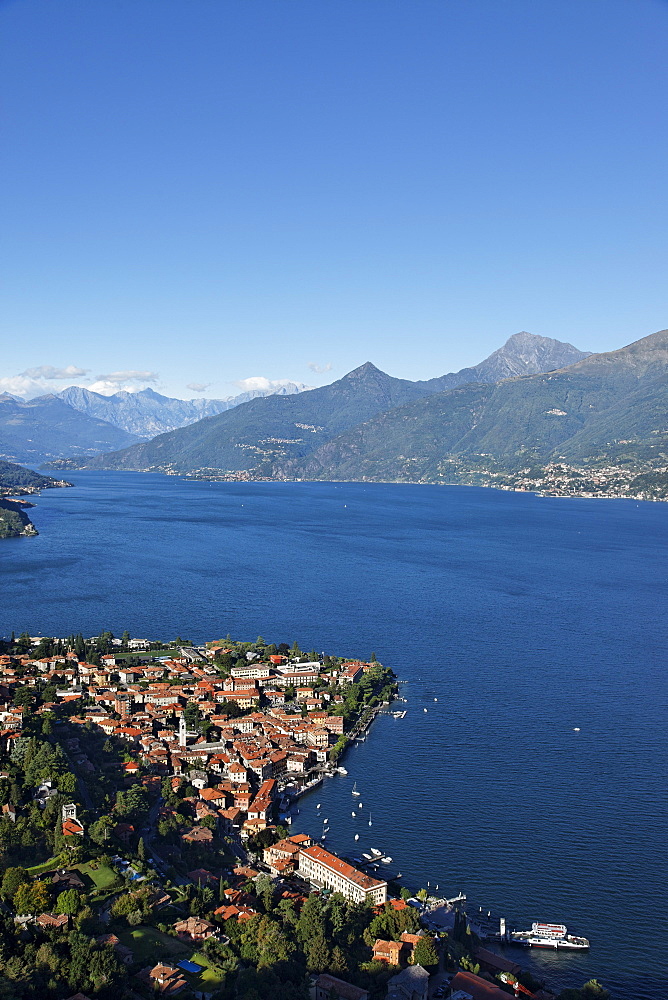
[2,472,667,998]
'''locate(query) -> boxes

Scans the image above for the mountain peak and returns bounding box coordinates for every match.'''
[345,361,384,377]
[474,331,591,380]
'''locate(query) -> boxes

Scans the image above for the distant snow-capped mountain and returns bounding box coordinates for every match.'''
[55,383,313,439]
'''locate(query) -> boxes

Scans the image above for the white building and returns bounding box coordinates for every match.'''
[298,844,387,905]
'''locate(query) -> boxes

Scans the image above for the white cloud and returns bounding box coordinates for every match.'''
[2,364,93,398]
[85,370,160,396]
[233,376,301,393]
[186,382,213,393]
[307,362,333,374]
[95,370,159,384]
[235,376,274,392]
[0,375,43,399]
[21,364,90,380]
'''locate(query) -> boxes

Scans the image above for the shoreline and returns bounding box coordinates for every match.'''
[41,464,668,503]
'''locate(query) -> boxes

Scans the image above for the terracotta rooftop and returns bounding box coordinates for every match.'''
[299,844,387,891]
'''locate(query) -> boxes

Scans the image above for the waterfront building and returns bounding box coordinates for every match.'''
[447,970,512,1000]
[298,844,387,904]
[230,663,271,680]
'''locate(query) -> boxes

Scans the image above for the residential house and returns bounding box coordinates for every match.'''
[36,913,69,931]
[137,963,187,996]
[386,965,430,1000]
[172,916,216,941]
[372,939,403,965]
[314,974,369,1000]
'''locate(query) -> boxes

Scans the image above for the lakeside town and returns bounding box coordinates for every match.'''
[0,631,608,1000]
[102,462,668,502]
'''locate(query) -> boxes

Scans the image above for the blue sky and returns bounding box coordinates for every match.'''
[2,0,667,399]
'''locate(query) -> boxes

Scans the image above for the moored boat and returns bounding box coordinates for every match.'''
[507,922,590,950]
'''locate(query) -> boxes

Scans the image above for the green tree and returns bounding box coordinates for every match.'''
[306,931,330,972]
[330,945,349,976]
[257,916,295,967]
[89,945,124,989]
[255,875,274,913]
[89,814,114,845]
[115,783,149,822]
[58,771,79,797]
[1,867,29,901]
[183,701,201,730]
[297,893,325,945]
[14,880,49,915]
[55,888,81,915]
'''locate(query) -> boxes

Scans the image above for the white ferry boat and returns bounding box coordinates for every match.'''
[508,922,590,950]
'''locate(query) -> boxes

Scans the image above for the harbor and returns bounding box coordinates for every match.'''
[287,700,596,994]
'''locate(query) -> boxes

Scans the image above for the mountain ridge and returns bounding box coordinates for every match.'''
[55,331,591,473]
[54,381,313,439]
[0,394,141,465]
[289,329,668,483]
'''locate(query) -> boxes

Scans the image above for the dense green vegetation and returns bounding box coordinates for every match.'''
[0,461,67,493]
[0,460,72,538]
[0,499,38,539]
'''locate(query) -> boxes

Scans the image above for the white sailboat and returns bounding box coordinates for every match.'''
[368,813,372,826]
[351,811,356,818]
[351,781,361,797]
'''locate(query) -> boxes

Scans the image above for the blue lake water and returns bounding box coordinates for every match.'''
[2,472,667,998]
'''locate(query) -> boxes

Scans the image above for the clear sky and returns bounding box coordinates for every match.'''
[2,0,667,399]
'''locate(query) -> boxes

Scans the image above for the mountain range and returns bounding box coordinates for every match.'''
[0,381,311,465]
[53,331,600,475]
[0,394,140,465]
[56,382,312,438]
[294,329,668,483]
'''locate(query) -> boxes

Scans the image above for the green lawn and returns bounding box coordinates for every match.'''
[118,928,225,988]
[119,926,191,965]
[75,861,118,891]
[190,950,225,987]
